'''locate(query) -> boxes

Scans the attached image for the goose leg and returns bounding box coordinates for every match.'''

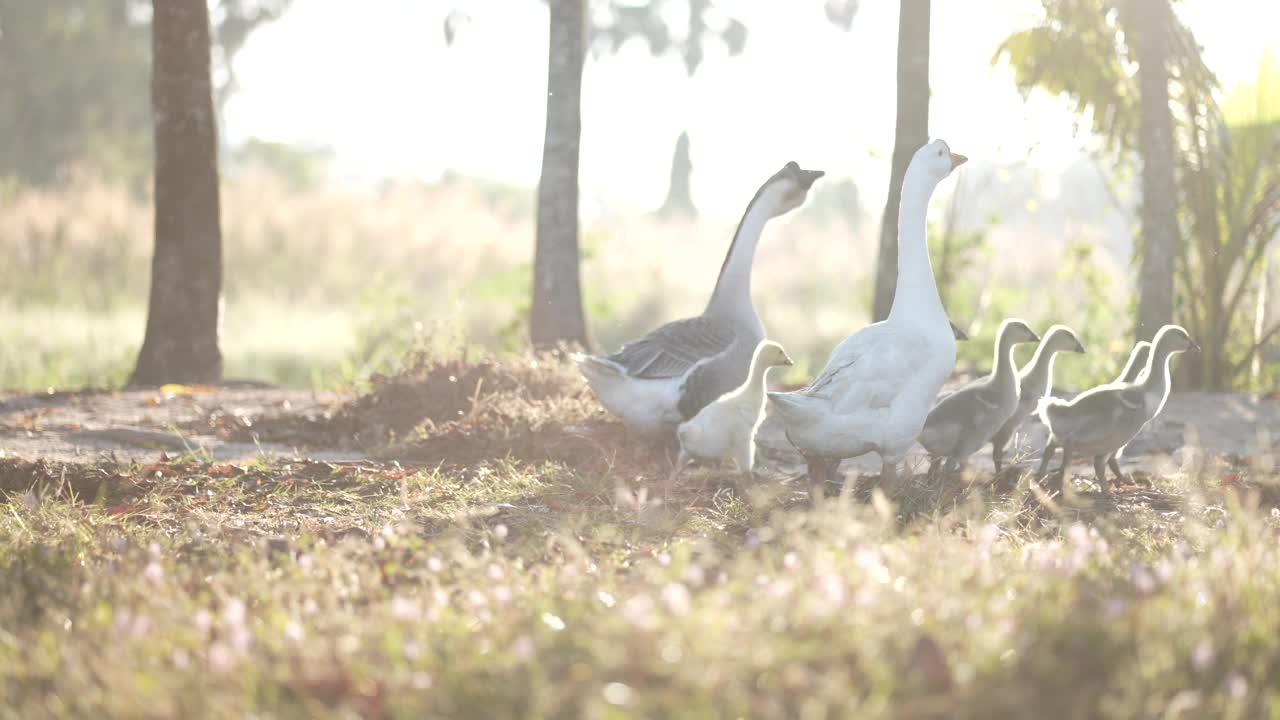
[665,451,691,495]
[880,459,899,487]
[1036,441,1058,478]
[808,457,832,507]
[1092,455,1111,494]
[992,442,1004,475]
[928,455,941,479]
[1053,445,1071,495]
[1107,455,1125,486]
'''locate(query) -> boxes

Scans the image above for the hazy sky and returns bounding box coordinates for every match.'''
[225,0,1278,221]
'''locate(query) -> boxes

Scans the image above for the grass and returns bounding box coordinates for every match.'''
[3,352,1280,718]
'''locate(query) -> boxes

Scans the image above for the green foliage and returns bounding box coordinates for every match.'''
[229,138,333,192]
[1050,241,1132,386]
[592,0,747,76]
[1174,50,1280,390]
[993,0,1214,157]
[994,1,1280,390]
[0,0,293,186]
[322,281,428,391]
[0,0,151,184]
[994,0,1137,154]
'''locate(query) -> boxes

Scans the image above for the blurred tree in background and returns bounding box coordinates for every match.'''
[131,0,224,386]
[1128,0,1179,343]
[591,0,748,220]
[996,0,1280,389]
[531,0,590,349]
[0,0,291,186]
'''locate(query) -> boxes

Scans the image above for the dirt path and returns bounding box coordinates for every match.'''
[0,385,364,464]
[2,385,1277,475]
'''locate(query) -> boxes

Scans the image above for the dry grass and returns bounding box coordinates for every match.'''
[4,352,1280,717]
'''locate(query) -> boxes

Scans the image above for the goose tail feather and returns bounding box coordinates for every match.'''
[1034,396,1067,426]
[767,391,822,424]
[574,353,626,385]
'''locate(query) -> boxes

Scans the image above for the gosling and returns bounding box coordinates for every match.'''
[917,318,1041,472]
[668,340,794,489]
[1036,326,1198,494]
[988,325,1086,474]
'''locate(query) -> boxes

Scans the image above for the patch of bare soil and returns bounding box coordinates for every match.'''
[0,385,352,465]
[196,352,666,473]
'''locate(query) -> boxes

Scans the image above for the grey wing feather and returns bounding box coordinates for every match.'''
[607,316,736,379]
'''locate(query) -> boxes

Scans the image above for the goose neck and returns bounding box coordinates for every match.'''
[1140,345,1177,398]
[1021,347,1057,400]
[741,361,774,402]
[992,333,1020,395]
[706,188,778,317]
[886,175,945,324]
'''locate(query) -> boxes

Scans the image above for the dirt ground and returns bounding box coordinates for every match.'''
[2,381,1277,477]
[0,385,361,464]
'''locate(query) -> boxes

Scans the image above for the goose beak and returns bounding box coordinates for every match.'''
[782,354,795,366]
[949,152,968,171]
[950,321,969,342]
[1028,330,1042,343]
[1073,340,1086,353]
[1190,340,1202,353]
[797,169,825,190]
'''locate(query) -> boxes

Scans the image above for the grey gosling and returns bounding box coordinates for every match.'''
[1103,340,1154,478]
[988,324,1085,474]
[917,318,1041,473]
[1035,326,1198,494]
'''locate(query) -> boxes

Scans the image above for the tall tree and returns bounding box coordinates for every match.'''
[873,0,931,322]
[1130,0,1179,340]
[130,0,224,386]
[531,0,589,349]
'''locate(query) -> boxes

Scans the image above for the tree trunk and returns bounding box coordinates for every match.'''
[1132,0,1178,342]
[531,0,589,349]
[658,131,697,220]
[130,0,223,386]
[873,0,930,322]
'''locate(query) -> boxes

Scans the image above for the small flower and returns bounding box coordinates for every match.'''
[603,682,632,706]
[511,635,535,660]
[390,595,421,620]
[1191,638,1214,672]
[223,598,247,627]
[541,612,565,631]
[661,583,691,616]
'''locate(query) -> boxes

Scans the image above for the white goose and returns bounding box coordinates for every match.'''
[768,140,967,497]
[576,162,824,436]
[1035,325,1198,494]
[988,324,1086,473]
